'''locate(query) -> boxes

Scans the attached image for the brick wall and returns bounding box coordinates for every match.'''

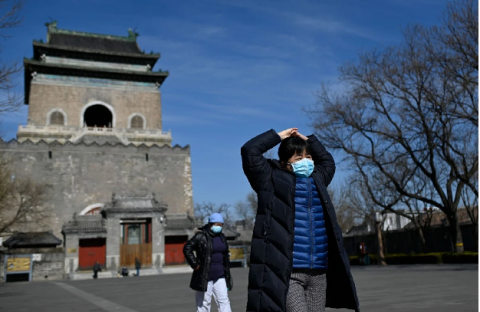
[0,141,193,239]
[28,82,162,129]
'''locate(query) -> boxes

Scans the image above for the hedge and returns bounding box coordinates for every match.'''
[350,251,478,265]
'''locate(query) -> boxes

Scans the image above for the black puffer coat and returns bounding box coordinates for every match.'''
[183,225,233,292]
[241,129,360,312]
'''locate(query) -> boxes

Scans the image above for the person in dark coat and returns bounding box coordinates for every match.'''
[121,266,129,277]
[241,128,360,312]
[183,213,233,312]
[135,257,141,276]
[92,261,102,279]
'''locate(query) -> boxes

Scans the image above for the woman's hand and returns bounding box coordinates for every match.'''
[194,265,200,270]
[292,130,308,141]
[277,128,298,140]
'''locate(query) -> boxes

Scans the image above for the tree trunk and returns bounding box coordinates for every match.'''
[412,217,428,253]
[417,226,428,253]
[449,216,464,253]
[474,224,478,251]
[376,222,387,266]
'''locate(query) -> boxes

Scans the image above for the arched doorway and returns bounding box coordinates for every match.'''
[84,105,113,128]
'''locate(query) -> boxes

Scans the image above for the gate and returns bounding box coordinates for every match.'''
[79,238,106,270]
[120,243,152,267]
[165,236,188,265]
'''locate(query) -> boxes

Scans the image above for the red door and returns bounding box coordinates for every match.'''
[165,236,188,265]
[79,238,106,270]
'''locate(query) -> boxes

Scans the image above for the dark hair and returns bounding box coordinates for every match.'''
[278,137,311,164]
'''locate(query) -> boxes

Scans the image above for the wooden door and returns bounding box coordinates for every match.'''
[120,223,152,267]
[79,238,106,270]
[120,243,152,267]
[165,236,188,265]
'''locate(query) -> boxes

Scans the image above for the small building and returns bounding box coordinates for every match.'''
[63,193,195,273]
[1,232,63,282]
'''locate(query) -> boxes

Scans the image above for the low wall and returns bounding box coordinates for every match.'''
[0,247,65,282]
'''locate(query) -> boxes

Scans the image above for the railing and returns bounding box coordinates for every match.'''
[18,125,78,133]
[17,125,172,143]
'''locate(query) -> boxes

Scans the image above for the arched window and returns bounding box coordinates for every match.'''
[79,204,104,215]
[84,207,101,215]
[49,111,65,126]
[131,115,144,129]
[47,110,66,126]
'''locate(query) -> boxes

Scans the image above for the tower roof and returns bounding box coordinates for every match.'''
[45,21,142,54]
[24,21,169,104]
[32,21,161,67]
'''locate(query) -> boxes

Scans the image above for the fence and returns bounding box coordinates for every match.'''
[343,224,477,256]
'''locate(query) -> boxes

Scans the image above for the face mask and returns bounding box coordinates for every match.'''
[211,225,222,234]
[291,158,314,177]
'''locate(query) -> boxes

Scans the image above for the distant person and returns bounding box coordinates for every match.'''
[183,213,233,312]
[241,128,360,312]
[121,266,129,277]
[358,242,366,265]
[93,261,102,279]
[135,258,141,276]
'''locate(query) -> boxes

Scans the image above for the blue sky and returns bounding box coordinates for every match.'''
[0,0,450,208]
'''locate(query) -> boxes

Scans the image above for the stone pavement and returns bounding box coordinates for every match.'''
[0,264,477,312]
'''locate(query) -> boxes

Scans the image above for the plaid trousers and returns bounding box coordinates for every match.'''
[286,269,327,312]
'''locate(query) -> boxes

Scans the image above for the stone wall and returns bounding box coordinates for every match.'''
[28,81,163,130]
[0,247,65,281]
[32,251,64,281]
[0,140,193,239]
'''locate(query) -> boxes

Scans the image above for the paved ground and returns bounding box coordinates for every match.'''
[0,264,477,312]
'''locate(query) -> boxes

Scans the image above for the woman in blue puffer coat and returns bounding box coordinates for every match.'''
[241,128,359,312]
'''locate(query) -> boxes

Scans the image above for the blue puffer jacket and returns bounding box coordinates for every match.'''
[293,177,328,269]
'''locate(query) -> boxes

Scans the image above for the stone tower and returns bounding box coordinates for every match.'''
[0,22,196,274]
[18,21,172,146]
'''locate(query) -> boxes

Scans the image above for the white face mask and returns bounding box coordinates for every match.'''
[290,158,314,177]
[211,225,223,234]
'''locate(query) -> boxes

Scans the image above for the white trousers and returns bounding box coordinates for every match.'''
[195,278,232,312]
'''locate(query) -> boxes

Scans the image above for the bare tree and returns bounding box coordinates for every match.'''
[246,191,257,213]
[234,200,253,228]
[194,202,234,228]
[308,0,477,253]
[359,164,436,252]
[0,0,24,115]
[0,154,52,235]
[233,191,257,229]
[327,185,356,233]
[341,176,388,265]
[461,175,478,248]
